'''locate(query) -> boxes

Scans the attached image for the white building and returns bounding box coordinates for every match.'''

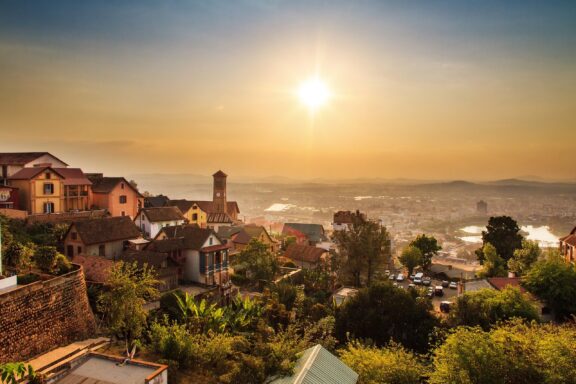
[135,206,186,239]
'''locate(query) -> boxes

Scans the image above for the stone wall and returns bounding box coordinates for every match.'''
[0,264,96,363]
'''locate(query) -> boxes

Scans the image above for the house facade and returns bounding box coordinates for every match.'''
[87,174,143,219]
[0,186,19,210]
[63,216,142,259]
[218,225,278,254]
[134,206,186,239]
[0,152,68,184]
[148,224,230,287]
[282,223,327,246]
[284,243,329,269]
[559,227,576,265]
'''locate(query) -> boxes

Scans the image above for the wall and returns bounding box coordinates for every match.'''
[0,265,96,364]
[0,275,17,290]
[31,170,64,214]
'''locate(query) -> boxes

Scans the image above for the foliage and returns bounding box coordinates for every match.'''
[410,234,441,270]
[429,320,576,384]
[339,341,425,384]
[232,239,279,284]
[33,246,64,273]
[449,287,540,330]
[230,273,249,286]
[159,289,186,321]
[282,235,297,251]
[508,239,541,276]
[523,255,576,319]
[332,219,391,287]
[54,253,72,274]
[3,242,34,272]
[478,243,507,278]
[477,216,523,264]
[98,261,159,354]
[17,273,40,285]
[335,282,438,353]
[398,246,423,276]
[0,362,37,384]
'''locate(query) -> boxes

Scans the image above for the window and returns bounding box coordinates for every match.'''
[121,182,125,189]
[43,202,55,213]
[45,172,51,179]
[121,211,126,216]
[71,232,77,240]
[209,237,213,245]
[192,213,198,221]
[119,195,127,204]
[43,183,54,195]
[77,246,82,255]
[98,244,105,256]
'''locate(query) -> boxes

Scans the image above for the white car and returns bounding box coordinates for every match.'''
[396,273,405,282]
[449,281,458,289]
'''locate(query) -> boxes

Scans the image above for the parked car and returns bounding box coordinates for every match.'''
[396,273,405,282]
[440,301,452,313]
[449,281,458,289]
[414,272,424,285]
[434,286,444,296]
[409,274,415,281]
[441,280,449,288]
[422,277,432,286]
[426,287,434,298]
[408,283,416,289]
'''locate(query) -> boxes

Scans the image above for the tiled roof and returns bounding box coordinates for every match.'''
[0,152,68,166]
[145,195,170,208]
[71,216,142,245]
[213,170,227,177]
[166,199,195,213]
[74,255,114,283]
[217,226,244,240]
[121,249,170,269]
[9,166,64,180]
[189,200,240,214]
[147,238,185,253]
[283,223,326,243]
[207,212,234,224]
[270,344,358,384]
[155,224,218,250]
[140,206,185,222]
[487,277,526,293]
[285,244,327,264]
[87,175,142,196]
[561,234,576,247]
[232,225,270,245]
[53,168,92,186]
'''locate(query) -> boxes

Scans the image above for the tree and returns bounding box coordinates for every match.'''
[410,234,441,270]
[333,219,391,287]
[98,261,159,355]
[429,320,576,384]
[3,242,33,272]
[33,246,62,273]
[0,362,38,384]
[508,239,541,276]
[232,239,279,284]
[478,243,506,278]
[523,256,576,319]
[339,341,425,384]
[477,216,523,264]
[335,282,438,352]
[449,287,540,330]
[398,246,423,276]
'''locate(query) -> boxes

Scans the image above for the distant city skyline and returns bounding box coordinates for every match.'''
[1,1,575,181]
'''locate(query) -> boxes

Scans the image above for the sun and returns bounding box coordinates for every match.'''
[298,77,331,110]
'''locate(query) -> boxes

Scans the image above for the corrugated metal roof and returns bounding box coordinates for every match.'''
[270,344,358,384]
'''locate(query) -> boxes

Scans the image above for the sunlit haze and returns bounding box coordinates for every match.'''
[1,1,575,181]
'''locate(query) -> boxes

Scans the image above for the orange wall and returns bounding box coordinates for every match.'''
[92,181,142,219]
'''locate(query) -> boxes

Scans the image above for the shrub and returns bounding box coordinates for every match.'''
[17,274,40,285]
[231,274,249,286]
[54,254,72,275]
[33,246,59,273]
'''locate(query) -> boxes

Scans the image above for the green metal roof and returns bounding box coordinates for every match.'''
[270,344,358,384]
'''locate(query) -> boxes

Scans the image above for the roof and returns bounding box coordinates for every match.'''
[144,195,170,208]
[0,152,68,166]
[285,244,327,264]
[487,277,526,293]
[139,206,185,222]
[213,170,227,177]
[9,166,64,180]
[283,223,326,243]
[270,344,358,384]
[153,224,218,250]
[74,255,114,283]
[217,226,244,240]
[190,200,240,214]
[232,225,272,245]
[560,234,576,247]
[166,199,195,213]
[70,216,142,245]
[207,212,234,224]
[87,175,142,196]
[53,168,92,186]
[121,249,170,269]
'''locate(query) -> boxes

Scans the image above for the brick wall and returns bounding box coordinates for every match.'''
[0,264,96,363]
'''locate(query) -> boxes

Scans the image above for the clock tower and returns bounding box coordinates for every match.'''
[212,170,227,213]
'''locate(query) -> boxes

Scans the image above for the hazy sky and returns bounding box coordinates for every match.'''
[1,0,575,181]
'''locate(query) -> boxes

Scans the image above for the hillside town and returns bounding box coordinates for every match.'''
[1,151,575,384]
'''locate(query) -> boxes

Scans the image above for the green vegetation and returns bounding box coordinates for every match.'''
[0,362,40,384]
[398,246,423,276]
[449,287,540,329]
[232,239,279,286]
[478,243,507,278]
[410,234,441,270]
[476,216,523,265]
[508,239,541,276]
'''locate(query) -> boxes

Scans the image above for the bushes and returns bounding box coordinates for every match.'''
[17,273,40,285]
[231,273,249,286]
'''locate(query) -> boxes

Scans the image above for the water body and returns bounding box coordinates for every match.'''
[264,203,295,212]
[458,225,559,248]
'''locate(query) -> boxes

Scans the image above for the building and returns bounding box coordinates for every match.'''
[0,185,19,210]
[63,216,142,259]
[165,171,240,229]
[559,226,576,265]
[147,224,230,287]
[332,210,366,231]
[269,344,358,384]
[87,174,143,219]
[134,206,186,239]
[8,167,92,214]
[217,224,279,254]
[0,152,68,184]
[284,243,329,269]
[282,223,327,246]
[477,200,488,214]
[144,194,170,208]
[121,249,179,291]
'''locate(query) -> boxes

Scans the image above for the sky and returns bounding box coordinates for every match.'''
[1,0,575,181]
